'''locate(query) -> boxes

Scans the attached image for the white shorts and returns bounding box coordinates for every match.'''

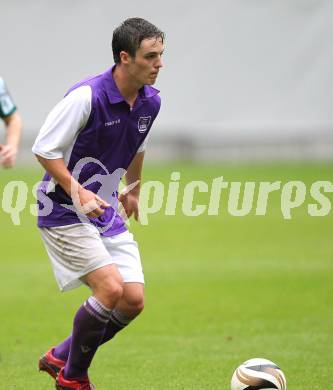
[39,223,144,292]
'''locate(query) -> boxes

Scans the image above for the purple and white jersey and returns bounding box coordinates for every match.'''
[32,66,161,236]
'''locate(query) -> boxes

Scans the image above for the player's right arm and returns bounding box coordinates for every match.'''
[36,156,109,218]
[32,87,109,218]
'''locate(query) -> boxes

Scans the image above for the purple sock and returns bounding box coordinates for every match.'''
[53,336,72,361]
[63,297,111,380]
[100,309,132,344]
[53,309,132,362]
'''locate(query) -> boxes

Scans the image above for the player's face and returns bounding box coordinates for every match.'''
[128,37,164,85]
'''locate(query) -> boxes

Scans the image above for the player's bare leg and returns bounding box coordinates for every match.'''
[115,282,145,316]
[84,264,124,308]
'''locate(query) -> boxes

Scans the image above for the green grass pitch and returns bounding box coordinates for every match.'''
[0,162,332,389]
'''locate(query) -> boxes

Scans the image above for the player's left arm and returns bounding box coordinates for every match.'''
[0,111,22,168]
[119,151,145,221]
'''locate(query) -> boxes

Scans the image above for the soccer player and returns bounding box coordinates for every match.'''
[32,18,164,389]
[0,77,22,168]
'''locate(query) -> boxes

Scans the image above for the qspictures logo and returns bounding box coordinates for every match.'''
[0,159,332,228]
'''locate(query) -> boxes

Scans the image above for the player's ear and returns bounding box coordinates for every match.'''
[119,51,132,65]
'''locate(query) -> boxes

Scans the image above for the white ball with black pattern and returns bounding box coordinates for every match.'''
[231,358,287,390]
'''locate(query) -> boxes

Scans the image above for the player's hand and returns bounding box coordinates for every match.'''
[72,186,111,218]
[0,144,17,168]
[119,192,140,221]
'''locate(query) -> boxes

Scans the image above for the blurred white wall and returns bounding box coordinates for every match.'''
[1,0,333,159]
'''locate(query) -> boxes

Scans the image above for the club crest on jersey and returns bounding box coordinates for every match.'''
[138,116,151,133]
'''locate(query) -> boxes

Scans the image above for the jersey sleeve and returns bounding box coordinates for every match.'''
[0,78,17,118]
[32,86,92,159]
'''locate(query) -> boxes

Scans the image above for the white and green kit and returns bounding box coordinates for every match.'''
[0,77,17,118]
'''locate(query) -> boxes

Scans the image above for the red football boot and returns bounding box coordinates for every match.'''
[56,368,95,390]
[39,348,66,379]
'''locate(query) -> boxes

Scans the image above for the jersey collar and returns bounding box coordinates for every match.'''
[103,65,160,105]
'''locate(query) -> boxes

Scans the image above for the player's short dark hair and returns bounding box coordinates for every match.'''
[112,18,164,64]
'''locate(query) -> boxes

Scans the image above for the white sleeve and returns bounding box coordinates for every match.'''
[32,86,92,159]
[137,133,150,153]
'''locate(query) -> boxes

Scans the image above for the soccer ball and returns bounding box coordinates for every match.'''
[231,358,287,390]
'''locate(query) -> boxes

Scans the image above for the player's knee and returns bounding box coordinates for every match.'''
[132,301,144,316]
[106,282,124,302]
[128,295,145,316]
[96,280,123,307]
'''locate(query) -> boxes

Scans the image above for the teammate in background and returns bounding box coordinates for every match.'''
[0,77,22,168]
[32,18,164,389]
